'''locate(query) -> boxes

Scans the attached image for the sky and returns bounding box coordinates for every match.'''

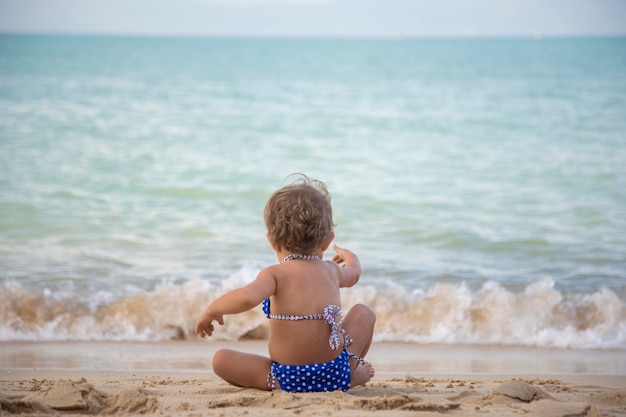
[0,0,625,38]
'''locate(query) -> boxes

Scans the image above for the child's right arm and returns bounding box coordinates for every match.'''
[194,269,276,337]
[332,244,361,288]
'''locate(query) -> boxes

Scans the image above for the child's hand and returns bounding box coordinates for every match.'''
[332,244,355,265]
[332,252,344,265]
[195,311,224,338]
[332,244,362,287]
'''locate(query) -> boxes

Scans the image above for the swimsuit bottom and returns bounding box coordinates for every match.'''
[267,349,351,392]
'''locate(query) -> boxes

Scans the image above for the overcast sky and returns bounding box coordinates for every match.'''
[1,0,625,38]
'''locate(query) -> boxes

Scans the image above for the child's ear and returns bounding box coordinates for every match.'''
[266,233,279,251]
[321,232,335,251]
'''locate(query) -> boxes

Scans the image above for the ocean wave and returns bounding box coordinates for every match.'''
[1,272,624,349]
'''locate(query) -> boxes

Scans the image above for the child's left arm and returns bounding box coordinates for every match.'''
[195,269,276,337]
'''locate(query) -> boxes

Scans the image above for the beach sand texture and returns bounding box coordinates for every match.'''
[2,341,625,416]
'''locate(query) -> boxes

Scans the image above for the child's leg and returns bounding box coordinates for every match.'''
[212,349,273,390]
[341,303,376,386]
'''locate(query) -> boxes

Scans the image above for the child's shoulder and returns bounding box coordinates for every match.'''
[323,259,342,271]
[323,259,345,278]
[255,264,281,284]
[258,262,281,275]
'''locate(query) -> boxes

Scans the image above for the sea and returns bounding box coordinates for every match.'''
[1,35,625,349]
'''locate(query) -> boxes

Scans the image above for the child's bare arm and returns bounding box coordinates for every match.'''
[195,269,276,337]
[332,244,361,288]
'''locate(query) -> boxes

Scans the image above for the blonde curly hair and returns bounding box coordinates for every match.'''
[264,175,335,255]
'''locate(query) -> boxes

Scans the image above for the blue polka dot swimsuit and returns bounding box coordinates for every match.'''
[263,298,365,392]
[268,350,352,392]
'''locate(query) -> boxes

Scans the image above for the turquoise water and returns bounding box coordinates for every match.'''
[1,35,625,347]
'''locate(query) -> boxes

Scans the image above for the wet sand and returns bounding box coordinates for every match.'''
[1,341,625,416]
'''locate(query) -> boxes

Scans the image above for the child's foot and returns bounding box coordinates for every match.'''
[350,362,375,387]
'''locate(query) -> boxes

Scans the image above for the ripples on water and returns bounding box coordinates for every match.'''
[1,36,625,345]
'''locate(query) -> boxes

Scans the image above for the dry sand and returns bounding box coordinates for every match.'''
[1,341,625,416]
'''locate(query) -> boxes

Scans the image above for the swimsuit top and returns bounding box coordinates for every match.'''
[262,298,344,350]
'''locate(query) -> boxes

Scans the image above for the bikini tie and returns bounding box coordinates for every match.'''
[322,305,343,350]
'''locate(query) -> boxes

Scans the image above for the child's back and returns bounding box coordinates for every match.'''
[265,258,345,365]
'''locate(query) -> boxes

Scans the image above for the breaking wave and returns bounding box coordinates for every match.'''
[1,269,624,349]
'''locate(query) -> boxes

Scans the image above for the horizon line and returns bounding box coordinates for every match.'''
[2,30,626,41]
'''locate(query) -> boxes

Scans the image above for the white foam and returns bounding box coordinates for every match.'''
[1,273,624,349]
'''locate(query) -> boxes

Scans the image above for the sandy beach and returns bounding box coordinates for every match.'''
[1,341,624,416]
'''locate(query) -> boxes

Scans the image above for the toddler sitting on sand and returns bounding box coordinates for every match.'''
[195,175,375,392]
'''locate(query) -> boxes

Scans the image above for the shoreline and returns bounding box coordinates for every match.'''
[2,341,625,416]
[2,340,625,375]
